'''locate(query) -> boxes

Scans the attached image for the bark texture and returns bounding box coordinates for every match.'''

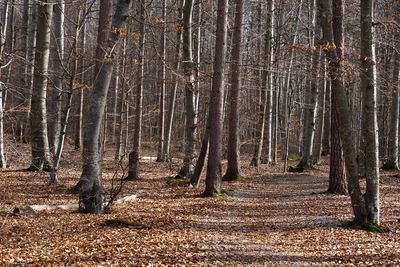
[204,0,228,196]
[79,0,132,213]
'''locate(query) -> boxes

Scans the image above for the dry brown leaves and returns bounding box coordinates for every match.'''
[0,143,399,266]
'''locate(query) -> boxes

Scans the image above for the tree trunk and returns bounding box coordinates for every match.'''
[176,0,197,178]
[126,0,145,181]
[298,0,319,168]
[156,0,167,162]
[383,14,400,170]
[48,0,64,157]
[318,0,368,223]
[28,1,53,171]
[164,0,184,161]
[360,0,380,224]
[223,0,243,181]
[79,0,133,213]
[204,0,228,196]
[328,0,347,195]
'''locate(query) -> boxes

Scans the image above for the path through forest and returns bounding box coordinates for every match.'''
[0,149,399,266]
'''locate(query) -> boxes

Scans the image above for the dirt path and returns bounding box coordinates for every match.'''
[0,157,399,266]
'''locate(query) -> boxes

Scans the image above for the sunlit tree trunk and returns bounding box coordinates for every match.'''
[28,1,53,171]
[176,0,197,178]
[318,0,368,223]
[48,0,64,157]
[79,0,133,213]
[360,0,380,224]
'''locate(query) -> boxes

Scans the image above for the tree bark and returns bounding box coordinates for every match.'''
[176,0,197,178]
[223,0,243,181]
[79,0,133,213]
[204,0,228,196]
[360,0,380,224]
[318,0,368,223]
[126,0,145,181]
[328,0,347,195]
[28,1,53,171]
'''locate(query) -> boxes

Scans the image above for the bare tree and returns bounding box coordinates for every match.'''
[204,0,228,196]
[28,0,53,171]
[222,0,243,181]
[78,0,133,213]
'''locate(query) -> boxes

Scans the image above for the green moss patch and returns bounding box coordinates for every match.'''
[340,220,390,233]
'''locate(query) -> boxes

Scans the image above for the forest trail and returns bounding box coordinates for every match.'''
[0,155,399,266]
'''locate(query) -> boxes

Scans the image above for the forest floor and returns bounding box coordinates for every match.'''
[0,142,399,266]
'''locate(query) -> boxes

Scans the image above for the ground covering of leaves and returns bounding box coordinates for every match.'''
[0,144,399,266]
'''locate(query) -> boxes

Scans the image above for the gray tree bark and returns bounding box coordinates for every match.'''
[204,0,228,196]
[176,0,197,178]
[328,0,347,195]
[28,1,53,171]
[79,0,133,213]
[48,0,64,157]
[383,2,400,170]
[126,0,146,181]
[318,0,368,223]
[222,0,243,181]
[360,0,380,224]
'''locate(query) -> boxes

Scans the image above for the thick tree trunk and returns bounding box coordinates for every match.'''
[328,0,347,195]
[204,0,228,196]
[28,1,53,171]
[298,0,319,168]
[79,0,132,213]
[126,0,145,181]
[223,0,243,181]
[176,0,197,178]
[318,0,368,223]
[360,0,380,224]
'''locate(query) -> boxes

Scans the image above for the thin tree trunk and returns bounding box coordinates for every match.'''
[313,55,326,165]
[78,0,133,213]
[383,15,400,170]
[222,0,243,181]
[204,0,228,196]
[156,0,167,162]
[163,0,183,161]
[176,0,197,178]
[48,0,64,157]
[126,0,145,181]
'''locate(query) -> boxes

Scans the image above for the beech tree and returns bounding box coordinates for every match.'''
[78,0,133,213]
[28,0,53,171]
[204,0,228,197]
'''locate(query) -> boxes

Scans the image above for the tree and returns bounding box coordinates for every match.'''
[176,0,197,179]
[126,0,146,181]
[204,0,228,196]
[28,0,53,171]
[382,1,400,170]
[359,0,380,224]
[298,0,319,169]
[222,0,243,181]
[328,0,347,195]
[78,0,133,213]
